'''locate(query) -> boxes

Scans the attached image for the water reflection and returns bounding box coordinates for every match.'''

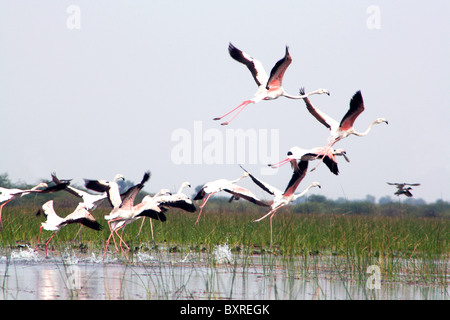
[0,247,447,300]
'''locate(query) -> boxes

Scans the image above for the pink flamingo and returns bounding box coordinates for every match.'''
[0,181,68,231]
[213,43,329,125]
[240,163,321,246]
[193,171,269,225]
[268,146,350,175]
[35,200,101,258]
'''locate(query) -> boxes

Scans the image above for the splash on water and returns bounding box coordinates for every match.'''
[213,243,234,264]
[10,245,41,262]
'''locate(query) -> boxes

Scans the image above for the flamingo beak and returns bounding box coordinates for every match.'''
[268,157,292,168]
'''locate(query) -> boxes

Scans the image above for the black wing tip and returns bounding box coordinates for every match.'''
[193,188,205,200]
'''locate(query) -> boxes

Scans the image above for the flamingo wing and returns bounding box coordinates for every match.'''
[300,87,337,130]
[223,185,269,207]
[239,165,277,196]
[193,187,206,200]
[136,209,167,222]
[228,42,268,87]
[339,90,364,130]
[266,46,292,90]
[283,160,309,197]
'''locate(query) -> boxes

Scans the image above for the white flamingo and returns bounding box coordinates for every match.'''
[240,163,321,246]
[268,146,350,175]
[103,172,151,259]
[0,182,68,231]
[213,43,329,125]
[135,181,197,238]
[84,173,125,208]
[300,88,388,147]
[193,171,269,225]
[35,200,101,258]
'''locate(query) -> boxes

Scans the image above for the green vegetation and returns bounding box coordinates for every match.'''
[0,173,448,286]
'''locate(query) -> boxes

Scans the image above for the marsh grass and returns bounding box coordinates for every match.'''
[0,203,448,286]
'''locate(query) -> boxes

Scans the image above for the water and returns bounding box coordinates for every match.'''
[0,246,447,300]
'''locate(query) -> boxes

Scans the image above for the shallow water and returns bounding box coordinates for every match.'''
[0,246,447,300]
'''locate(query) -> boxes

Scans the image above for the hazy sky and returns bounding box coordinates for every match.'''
[1,1,449,203]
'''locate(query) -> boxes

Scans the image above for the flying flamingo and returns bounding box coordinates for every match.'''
[0,181,68,231]
[387,182,420,197]
[213,43,330,125]
[135,181,197,238]
[300,87,388,147]
[103,171,151,259]
[193,171,269,225]
[52,172,108,241]
[84,173,125,208]
[35,200,102,258]
[268,146,350,175]
[240,163,321,246]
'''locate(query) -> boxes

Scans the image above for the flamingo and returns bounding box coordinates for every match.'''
[213,43,330,125]
[52,173,107,210]
[193,171,269,225]
[103,171,151,259]
[52,172,108,241]
[268,146,350,175]
[135,181,197,238]
[35,200,102,258]
[240,163,321,246]
[387,182,420,197]
[300,87,388,147]
[0,182,68,231]
[84,174,125,208]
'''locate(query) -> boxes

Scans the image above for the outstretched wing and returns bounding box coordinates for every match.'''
[228,42,268,87]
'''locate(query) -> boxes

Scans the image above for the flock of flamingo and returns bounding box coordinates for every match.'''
[0,42,390,259]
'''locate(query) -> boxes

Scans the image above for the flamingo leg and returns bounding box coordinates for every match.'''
[213,100,253,125]
[35,226,43,251]
[135,217,146,239]
[150,219,154,242]
[45,232,57,258]
[253,207,278,223]
[114,227,130,262]
[194,192,215,225]
[0,200,12,231]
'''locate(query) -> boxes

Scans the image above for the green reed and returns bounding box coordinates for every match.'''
[0,203,448,285]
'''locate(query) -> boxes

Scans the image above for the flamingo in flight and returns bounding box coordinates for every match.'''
[135,181,197,238]
[213,43,330,125]
[240,164,321,246]
[35,200,102,258]
[268,146,350,175]
[387,182,420,198]
[84,174,125,208]
[103,171,152,259]
[300,87,388,147]
[193,171,269,225]
[0,181,68,231]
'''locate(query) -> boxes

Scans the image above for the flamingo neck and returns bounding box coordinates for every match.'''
[353,120,378,137]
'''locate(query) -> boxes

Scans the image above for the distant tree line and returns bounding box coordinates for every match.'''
[1,173,449,218]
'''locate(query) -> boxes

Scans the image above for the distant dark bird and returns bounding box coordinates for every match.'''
[213,43,329,125]
[193,172,269,225]
[35,200,101,258]
[0,182,68,231]
[387,182,420,197]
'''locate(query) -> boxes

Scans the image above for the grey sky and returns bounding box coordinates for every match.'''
[1,1,449,203]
